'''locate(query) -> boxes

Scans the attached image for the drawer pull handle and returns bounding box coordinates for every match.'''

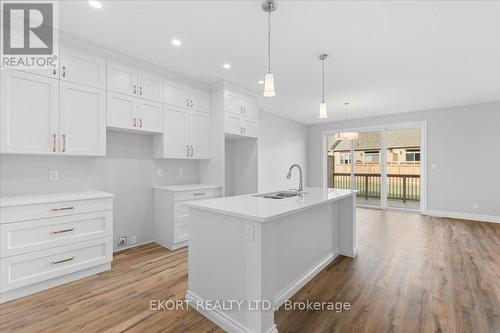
[51,257,75,265]
[50,206,75,212]
[51,228,74,234]
[193,192,205,196]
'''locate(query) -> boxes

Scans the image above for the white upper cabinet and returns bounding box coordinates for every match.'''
[137,100,163,132]
[60,47,106,89]
[138,72,163,103]
[107,62,163,102]
[107,92,163,134]
[107,62,138,96]
[164,81,210,113]
[153,106,210,159]
[107,92,136,130]
[60,82,106,156]
[223,90,258,138]
[189,111,210,159]
[1,69,59,154]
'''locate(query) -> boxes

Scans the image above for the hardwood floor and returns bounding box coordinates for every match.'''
[1,209,499,333]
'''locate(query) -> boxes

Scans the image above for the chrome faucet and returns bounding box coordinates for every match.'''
[286,164,303,194]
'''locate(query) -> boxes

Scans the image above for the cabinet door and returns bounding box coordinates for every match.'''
[60,47,106,89]
[243,117,258,138]
[107,62,137,96]
[241,98,258,118]
[163,107,190,158]
[189,111,210,159]
[225,91,241,115]
[189,89,210,113]
[1,69,59,154]
[164,81,187,108]
[224,112,242,136]
[106,92,136,130]
[138,72,163,102]
[60,82,106,156]
[137,100,163,133]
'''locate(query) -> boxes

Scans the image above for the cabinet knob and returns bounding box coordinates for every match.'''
[186,145,189,157]
[190,145,193,157]
[52,133,57,152]
[139,86,143,96]
[62,66,66,77]
[133,118,137,127]
[133,85,137,95]
[186,98,189,107]
[139,118,143,128]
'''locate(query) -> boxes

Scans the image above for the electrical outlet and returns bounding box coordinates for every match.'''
[244,224,254,241]
[472,203,479,209]
[118,236,127,247]
[49,170,58,181]
[431,164,438,170]
[130,235,137,245]
[156,168,165,176]
[177,168,184,176]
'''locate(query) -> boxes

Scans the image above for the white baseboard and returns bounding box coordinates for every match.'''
[185,291,279,333]
[113,240,154,253]
[427,210,500,224]
[339,247,357,257]
[272,251,338,309]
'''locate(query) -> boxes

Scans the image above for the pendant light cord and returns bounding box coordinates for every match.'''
[267,11,271,73]
[321,59,325,102]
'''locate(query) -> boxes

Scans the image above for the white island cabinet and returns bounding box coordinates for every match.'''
[186,187,357,333]
[153,185,221,250]
[0,191,114,304]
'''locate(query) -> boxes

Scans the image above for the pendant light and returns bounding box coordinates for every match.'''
[319,54,328,118]
[333,102,359,140]
[262,0,277,97]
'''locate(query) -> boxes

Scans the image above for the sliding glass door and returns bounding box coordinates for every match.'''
[327,124,424,212]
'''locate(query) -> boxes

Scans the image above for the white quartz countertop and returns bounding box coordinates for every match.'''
[0,191,114,207]
[153,184,221,192]
[187,187,356,222]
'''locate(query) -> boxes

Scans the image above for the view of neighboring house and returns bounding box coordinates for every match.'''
[327,128,421,208]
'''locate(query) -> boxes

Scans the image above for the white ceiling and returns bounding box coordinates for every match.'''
[59,1,500,125]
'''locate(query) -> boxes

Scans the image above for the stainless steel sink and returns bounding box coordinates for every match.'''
[258,191,301,199]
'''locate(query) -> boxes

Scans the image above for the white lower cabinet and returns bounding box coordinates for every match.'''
[0,191,114,304]
[153,185,221,250]
[107,92,163,133]
[153,106,210,159]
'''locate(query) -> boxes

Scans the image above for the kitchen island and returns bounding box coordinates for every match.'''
[185,187,356,333]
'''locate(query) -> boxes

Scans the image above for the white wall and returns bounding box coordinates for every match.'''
[307,101,500,219]
[0,131,199,250]
[258,111,308,193]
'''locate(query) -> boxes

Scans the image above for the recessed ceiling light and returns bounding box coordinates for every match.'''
[171,39,182,46]
[88,1,102,9]
[258,80,264,85]
[223,63,231,69]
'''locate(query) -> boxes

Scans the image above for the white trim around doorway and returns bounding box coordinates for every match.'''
[321,120,428,214]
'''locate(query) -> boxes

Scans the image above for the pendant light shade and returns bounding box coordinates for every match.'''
[262,0,277,97]
[319,102,328,118]
[263,72,276,97]
[335,102,359,140]
[319,54,328,118]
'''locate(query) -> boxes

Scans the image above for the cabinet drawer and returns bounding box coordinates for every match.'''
[0,237,112,292]
[173,220,189,244]
[1,211,112,258]
[1,198,113,224]
[173,202,189,222]
[173,188,221,202]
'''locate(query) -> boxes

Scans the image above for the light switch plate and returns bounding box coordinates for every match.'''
[49,170,58,181]
[156,168,165,176]
[245,224,254,241]
[431,164,438,170]
[177,168,184,176]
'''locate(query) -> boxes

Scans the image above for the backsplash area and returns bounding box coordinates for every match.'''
[0,131,200,250]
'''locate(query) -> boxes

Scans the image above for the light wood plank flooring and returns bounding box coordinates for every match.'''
[1,209,499,333]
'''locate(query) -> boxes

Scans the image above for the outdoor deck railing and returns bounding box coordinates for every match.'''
[332,173,420,203]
